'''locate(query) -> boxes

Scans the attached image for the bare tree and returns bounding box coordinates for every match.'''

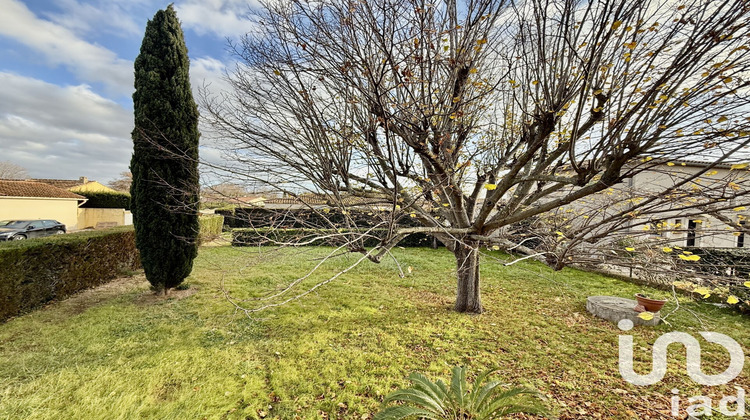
[0,161,28,179]
[201,0,750,313]
[108,171,132,192]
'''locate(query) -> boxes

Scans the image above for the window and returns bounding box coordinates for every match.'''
[738,221,746,248]
[687,219,698,247]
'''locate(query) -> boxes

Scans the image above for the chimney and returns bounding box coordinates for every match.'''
[79,176,88,184]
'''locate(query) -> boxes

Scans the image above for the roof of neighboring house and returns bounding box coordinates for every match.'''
[27,177,90,189]
[666,159,735,170]
[0,180,86,199]
[235,196,266,204]
[262,194,389,207]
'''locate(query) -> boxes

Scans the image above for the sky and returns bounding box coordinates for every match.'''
[0,0,260,185]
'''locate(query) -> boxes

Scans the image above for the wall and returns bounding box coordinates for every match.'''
[76,208,126,229]
[629,165,746,248]
[0,197,80,229]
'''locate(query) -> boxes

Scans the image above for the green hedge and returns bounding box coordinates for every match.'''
[199,214,224,244]
[678,247,750,278]
[0,226,141,321]
[232,228,439,248]
[78,191,131,209]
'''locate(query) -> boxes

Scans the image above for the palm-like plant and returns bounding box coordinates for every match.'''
[374,366,550,419]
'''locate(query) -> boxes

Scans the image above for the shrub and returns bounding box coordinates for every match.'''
[0,226,141,321]
[677,247,750,279]
[231,228,440,248]
[225,207,423,229]
[199,214,224,244]
[374,366,549,420]
[78,191,131,209]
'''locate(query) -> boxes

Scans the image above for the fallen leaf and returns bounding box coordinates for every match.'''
[639,312,654,321]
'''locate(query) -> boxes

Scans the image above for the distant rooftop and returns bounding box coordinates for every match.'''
[0,180,86,199]
[26,176,92,189]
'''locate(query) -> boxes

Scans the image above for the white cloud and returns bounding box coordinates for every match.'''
[190,56,234,96]
[0,72,133,182]
[176,0,260,38]
[44,0,143,38]
[0,0,133,96]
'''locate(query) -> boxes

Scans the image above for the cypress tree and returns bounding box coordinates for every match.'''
[130,5,199,294]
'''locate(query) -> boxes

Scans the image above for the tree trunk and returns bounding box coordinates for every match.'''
[453,240,483,314]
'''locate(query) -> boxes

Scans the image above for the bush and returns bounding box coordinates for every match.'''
[223,207,423,230]
[678,247,750,278]
[78,191,131,209]
[199,214,224,244]
[0,226,141,321]
[232,227,440,248]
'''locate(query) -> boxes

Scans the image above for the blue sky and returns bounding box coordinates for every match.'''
[0,0,259,184]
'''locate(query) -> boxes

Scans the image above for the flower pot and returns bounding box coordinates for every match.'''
[635,294,666,313]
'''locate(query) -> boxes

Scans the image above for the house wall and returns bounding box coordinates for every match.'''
[547,163,748,249]
[0,197,80,229]
[76,208,126,229]
[631,165,747,248]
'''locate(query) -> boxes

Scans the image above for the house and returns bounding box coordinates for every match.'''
[0,180,86,229]
[550,159,749,249]
[28,177,131,230]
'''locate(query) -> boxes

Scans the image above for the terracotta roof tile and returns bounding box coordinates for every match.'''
[27,178,88,189]
[0,180,86,199]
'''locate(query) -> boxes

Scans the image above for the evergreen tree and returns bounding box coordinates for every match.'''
[130,4,199,294]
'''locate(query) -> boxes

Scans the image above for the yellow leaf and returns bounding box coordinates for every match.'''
[484,184,497,190]
[469,68,478,74]
[407,266,413,274]
[612,20,623,31]
[679,254,701,261]
[728,295,740,305]
[476,39,487,45]
[663,247,673,253]
[556,231,565,236]
[409,213,416,218]
[667,162,675,166]
[731,163,748,170]
[491,245,500,250]
[623,42,637,50]
[532,80,539,85]
[273,70,281,76]
[744,281,750,288]
[718,116,728,123]
[625,247,635,251]
[734,207,746,211]
[638,312,654,321]
[694,286,711,295]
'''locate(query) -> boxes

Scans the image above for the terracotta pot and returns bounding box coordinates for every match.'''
[635,293,666,312]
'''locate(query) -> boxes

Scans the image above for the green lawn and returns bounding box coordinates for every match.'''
[1,245,748,419]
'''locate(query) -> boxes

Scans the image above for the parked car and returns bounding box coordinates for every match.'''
[0,220,66,241]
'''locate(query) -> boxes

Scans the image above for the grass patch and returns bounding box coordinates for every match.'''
[0,245,748,419]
